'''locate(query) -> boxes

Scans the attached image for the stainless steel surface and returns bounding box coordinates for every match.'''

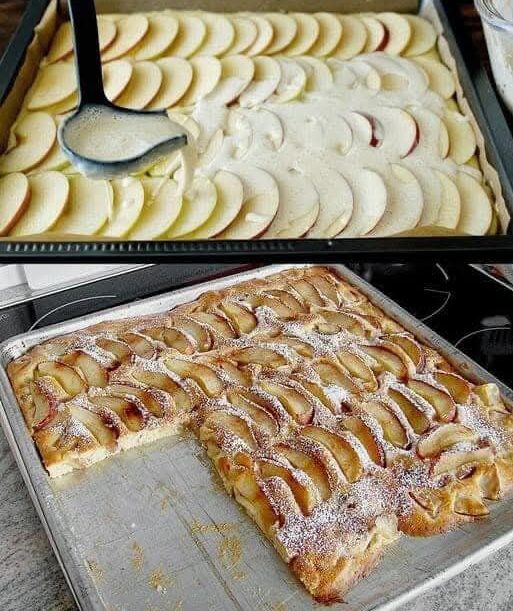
[1,264,513,611]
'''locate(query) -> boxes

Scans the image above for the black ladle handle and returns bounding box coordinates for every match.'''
[68,0,108,106]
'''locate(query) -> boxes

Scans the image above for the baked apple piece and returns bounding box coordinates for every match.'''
[35,361,86,397]
[362,400,410,449]
[164,358,224,397]
[61,351,109,388]
[89,395,145,431]
[342,415,386,466]
[417,423,478,459]
[30,377,68,430]
[387,386,431,434]
[275,443,332,501]
[218,301,257,334]
[407,379,456,422]
[227,389,278,435]
[130,369,191,411]
[259,380,314,425]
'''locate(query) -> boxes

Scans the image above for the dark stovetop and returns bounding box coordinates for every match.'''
[0,263,511,387]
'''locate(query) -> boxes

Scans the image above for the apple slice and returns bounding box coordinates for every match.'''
[276,443,331,500]
[337,350,377,390]
[164,357,224,397]
[52,175,111,235]
[179,56,222,106]
[62,350,108,387]
[207,55,255,106]
[347,60,382,92]
[412,167,442,227]
[367,165,424,237]
[10,172,69,237]
[0,173,30,235]
[444,110,477,164]
[263,168,319,238]
[47,18,117,64]
[307,12,343,57]
[338,167,387,237]
[343,415,385,466]
[360,344,410,378]
[367,107,420,158]
[127,178,182,239]
[271,58,307,103]
[102,14,149,62]
[260,380,313,424]
[31,378,65,430]
[190,311,237,338]
[357,54,429,95]
[245,15,274,56]
[388,386,430,434]
[165,13,206,58]
[0,112,56,174]
[237,107,284,153]
[239,56,281,108]
[407,379,456,422]
[29,118,70,173]
[264,13,298,55]
[102,59,133,102]
[226,16,258,55]
[116,61,163,109]
[27,63,77,111]
[433,371,472,404]
[432,447,493,477]
[409,107,449,158]
[363,400,409,448]
[377,13,412,55]
[312,359,360,393]
[182,170,243,239]
[454,173,493,235]
[403,15,437,57]
[414,57,456,99]
[305,163,353,238]
[195,13,235,57]
[147,57,193,109]
[434,170,461,229]
[332,15,367,59]
[283,13,320,56]
[101,177,144,237]
[132,14,179,60]
[218,165,279,239]
[296,56,333,91]
[90,395,144,432]
[167,175,217,238]
[36,361,86,396]
[383,334,425,369]
[361,15,388,53]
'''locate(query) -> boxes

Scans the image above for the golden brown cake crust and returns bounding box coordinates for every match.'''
[8,266,513,601]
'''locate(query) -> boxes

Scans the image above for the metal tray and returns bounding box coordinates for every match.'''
[0,0,513,262]
[2,264,513,611]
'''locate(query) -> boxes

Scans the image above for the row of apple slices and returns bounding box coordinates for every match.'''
[46,11,438,68]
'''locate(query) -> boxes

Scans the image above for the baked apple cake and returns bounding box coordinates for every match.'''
[0,10,501,239]
[8,266,513,601]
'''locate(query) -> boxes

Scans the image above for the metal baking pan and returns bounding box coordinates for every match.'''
[1,264,513,611]
[1,0,513,262]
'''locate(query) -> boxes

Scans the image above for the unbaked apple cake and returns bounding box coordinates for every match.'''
[0,10,500,239]
[8,266,513,601]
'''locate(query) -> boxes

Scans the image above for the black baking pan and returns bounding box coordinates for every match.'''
[0,0,513,263]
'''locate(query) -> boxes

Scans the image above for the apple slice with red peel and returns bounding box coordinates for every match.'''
[218,300,257,334]
[365,107,419,158]
[403,15,437,57]
[47,18,117,64]
[36,361,86,396]
[367,165,424,237]
[0,173,30,236]
[414,57,455,99]
[343,415,385,466]
[128,178,182,239]
[218,165,279,240]
[182,171,243,239]
[0,112,56,175]
[361,15,388,53]
[377,13,412,55]
[282,13,320,56]
[132,14,179,61]
[101,177,144,238]
[435,170,461,229]
[265,13,298,55]
[363,400,409,448]
[332,15,367,59]
[344,110,375,146]
[432,447,493,477]
[10,172,69,237]
[180,56,222,106]
[52,175,111,236]
[454,173,492,236]
[167,175,217,238]
[239,56,281,108]
[301,425,363,482]
[309,12,343,57]
[164,358,224,397]
[147,57,193,109]
[108,383,168,418]
[410,108,449,158]
[444,110,477,164]
[69,404,117,448]
[62,351,108,387]
[388,387,431,434]
[116,61,163,109]
[418,423,478,458]
[259,381,314,425]
[27,63,77,111]
[165,14,206,58]
[407,379,456,422]
[90,395,145,432]
[338,167,387,237]
[195,13,235,57]
[206,55,255,105]
[263,168,319,238]
[102,14,149,62]
[31,378,66,430]
[433,372,472,404]
[226,16,258,55]
[296,56,333,91]
[245,15,274,56]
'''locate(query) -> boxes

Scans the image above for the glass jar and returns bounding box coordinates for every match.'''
[475,0,513,114]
